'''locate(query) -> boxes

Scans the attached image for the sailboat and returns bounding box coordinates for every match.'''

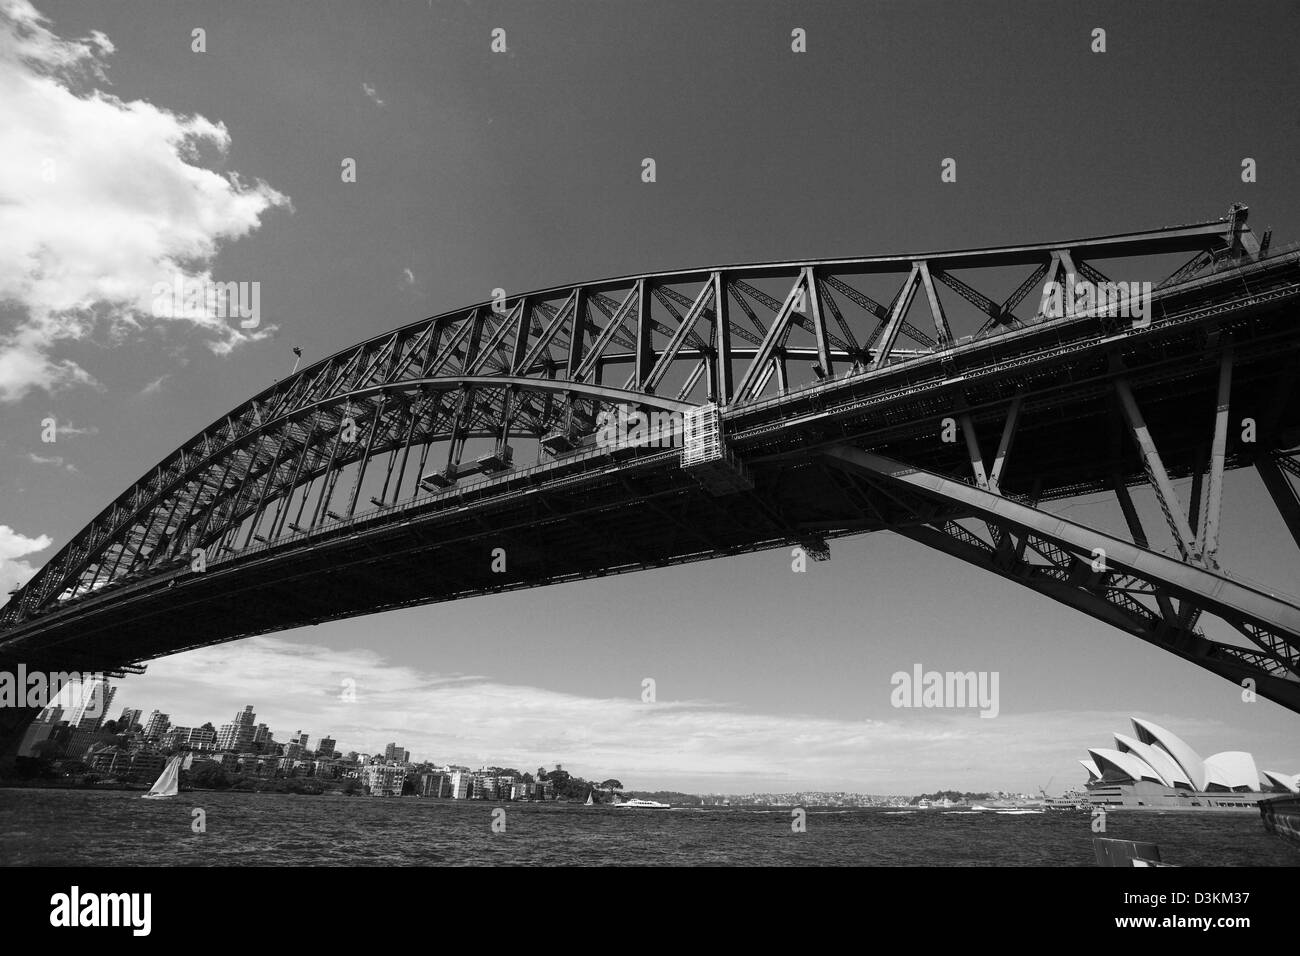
[142,755,183,799]
[585,790,594,806]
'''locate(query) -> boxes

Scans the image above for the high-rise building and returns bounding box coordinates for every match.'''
[419,772,450,797]
[252,722,274,750]
[64,727,107,760]
[383,742,408,764]
[316,736,337,758]
[67,678,116,731]
[163,726,217,751]
[143,710,170,740]
[450,771,471,799]
[216,723,236,750]
[118,707,142,730]
[363,764,406,797]
[216,706,257,752]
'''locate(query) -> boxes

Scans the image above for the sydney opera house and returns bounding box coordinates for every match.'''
[1079,718,1300,809]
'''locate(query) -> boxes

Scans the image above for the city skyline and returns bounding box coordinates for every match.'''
[112,637,1299,794]
[12,679,1160,800]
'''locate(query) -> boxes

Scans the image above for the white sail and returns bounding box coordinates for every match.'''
[143,755,182,798]
[585,790,594,806]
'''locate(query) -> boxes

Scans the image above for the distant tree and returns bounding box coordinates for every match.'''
[522,772,534,783]
[200,722,215,732]
[600,779,624,790]
[189,762,230,790]
[102,719,118,734]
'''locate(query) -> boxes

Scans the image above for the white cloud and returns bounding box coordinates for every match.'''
[137,373,169,397]
[0,523,52,591]
[0,0,291,402]
[361,81,385,107]
[49,420,96,438]
[23,450,76,472]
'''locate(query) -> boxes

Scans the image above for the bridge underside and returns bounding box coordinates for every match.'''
[4,207,1300,734]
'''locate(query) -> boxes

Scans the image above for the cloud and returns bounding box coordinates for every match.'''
[49,420,96,438]
[119,635,1168,792]
[23,451,76,472]
[0,523,52,591]
[137,373,169,397]
[0,0,291,402]
[361,82,385,107]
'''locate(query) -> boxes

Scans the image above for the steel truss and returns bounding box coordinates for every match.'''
[824,440,1300,713]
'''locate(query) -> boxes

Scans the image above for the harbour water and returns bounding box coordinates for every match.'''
[1,789,1295,866]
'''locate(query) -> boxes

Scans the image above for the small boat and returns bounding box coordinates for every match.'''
[585,790,594,806]
[614,797,671,809]
[142,755,183,799]
[994,808,1045,815]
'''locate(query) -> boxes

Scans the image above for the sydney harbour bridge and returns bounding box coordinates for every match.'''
[3,204,1300,755]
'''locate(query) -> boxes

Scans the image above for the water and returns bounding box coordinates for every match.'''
[1,789,1295,866]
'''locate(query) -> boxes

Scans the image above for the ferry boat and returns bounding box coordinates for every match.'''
[614,797,671,809]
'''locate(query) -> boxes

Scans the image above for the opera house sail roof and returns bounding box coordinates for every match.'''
[1077,718,1298,800]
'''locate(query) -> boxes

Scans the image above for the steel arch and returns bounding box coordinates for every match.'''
[5,204,1291,712]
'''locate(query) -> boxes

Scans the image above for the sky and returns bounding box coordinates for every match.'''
[1,0,1299,794]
